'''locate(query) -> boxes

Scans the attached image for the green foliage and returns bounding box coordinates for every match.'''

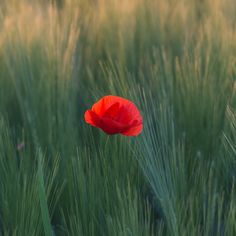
[0,0,236,235]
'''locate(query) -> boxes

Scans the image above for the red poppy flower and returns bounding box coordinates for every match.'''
[84,95,143,136]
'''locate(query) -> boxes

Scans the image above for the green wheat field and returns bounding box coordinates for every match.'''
[1,0,236,235]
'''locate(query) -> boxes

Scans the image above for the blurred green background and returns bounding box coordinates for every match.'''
[0,0,236,235]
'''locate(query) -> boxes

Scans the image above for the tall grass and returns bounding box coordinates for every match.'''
[0,0,236,235]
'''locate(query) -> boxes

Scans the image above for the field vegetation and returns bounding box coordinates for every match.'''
[0,0,236,235]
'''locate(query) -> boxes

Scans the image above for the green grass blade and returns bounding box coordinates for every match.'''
[38,151,53,236]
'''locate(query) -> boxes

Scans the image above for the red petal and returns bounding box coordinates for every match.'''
[99,117,131,135]
[91,95,132,116]
[85,110,130,135]
[85,95,143,136]
[121,123,143,136]
[117,103,142,125]
[84,110,101,127]
[101,96,142,124]
[103,102,121,119]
